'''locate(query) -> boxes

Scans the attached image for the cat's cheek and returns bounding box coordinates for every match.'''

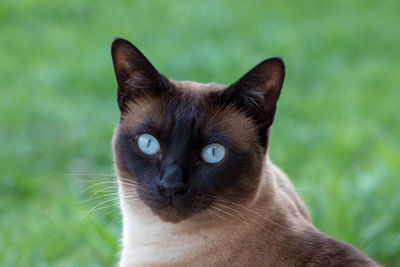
[212,152,261,201]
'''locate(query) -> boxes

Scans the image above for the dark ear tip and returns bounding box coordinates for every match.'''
[112,37,131,45]
[264,57,285,71]
[111,38,135,53]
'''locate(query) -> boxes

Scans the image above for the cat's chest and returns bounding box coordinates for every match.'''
[120,211,220,266]
[121,230,220,266]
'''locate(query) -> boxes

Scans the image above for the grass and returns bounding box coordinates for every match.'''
[1,0,399,265]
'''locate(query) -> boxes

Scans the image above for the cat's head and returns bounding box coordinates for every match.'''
[111,38,284,223]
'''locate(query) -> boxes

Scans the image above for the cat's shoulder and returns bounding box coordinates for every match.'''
[287,228,380,267]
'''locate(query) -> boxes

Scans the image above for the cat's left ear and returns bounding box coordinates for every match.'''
[212,58,285,145]
[111,38,172,113]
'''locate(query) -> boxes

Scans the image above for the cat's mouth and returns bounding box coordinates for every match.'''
[167,196,174,206]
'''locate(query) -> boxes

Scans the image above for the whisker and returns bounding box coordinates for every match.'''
[81,197,122,219]
[204,205,230,224]
[81,180,119,192]
[212,202,281,239]
[210,205,236,222]
[83,201,120,215]
[66,173,117,177]
[86,186,119,200]
[208,195,282,228]
[118,181,140,187]
[85,192,121,203]
[118,177,141,185]
[212,202,248,221]
[84,195,142,222]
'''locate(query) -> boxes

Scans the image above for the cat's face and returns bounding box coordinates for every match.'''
[111,38,285,223]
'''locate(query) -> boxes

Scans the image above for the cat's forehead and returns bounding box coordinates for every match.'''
[118,82,258,149]
[119,80,225,131]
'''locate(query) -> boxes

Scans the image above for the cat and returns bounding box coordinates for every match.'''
[110,38,379,266]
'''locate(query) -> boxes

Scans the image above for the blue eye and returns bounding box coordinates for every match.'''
[137,134,160,155]
[201,143,226,164]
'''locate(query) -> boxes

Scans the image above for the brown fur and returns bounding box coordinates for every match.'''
[110,38,379,266]
[114,80,378,266]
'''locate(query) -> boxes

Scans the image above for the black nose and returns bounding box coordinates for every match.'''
[158,165,187,199]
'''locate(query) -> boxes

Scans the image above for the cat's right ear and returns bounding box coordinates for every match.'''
[210,57,285,148]
[111,38,172,113]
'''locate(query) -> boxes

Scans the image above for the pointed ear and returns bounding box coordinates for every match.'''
[111,38,172,113]
[211,57,285,146]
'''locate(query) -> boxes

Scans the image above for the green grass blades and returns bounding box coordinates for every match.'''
[1,0,399,266]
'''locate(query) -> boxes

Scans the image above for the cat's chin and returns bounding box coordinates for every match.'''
[153,205,191,223]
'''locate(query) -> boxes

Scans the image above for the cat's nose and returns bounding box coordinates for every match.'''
[158,165,187,199]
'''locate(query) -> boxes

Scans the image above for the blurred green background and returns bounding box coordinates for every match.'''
[1,0,399,266]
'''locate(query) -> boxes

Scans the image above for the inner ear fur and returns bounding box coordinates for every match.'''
[111,38,172,113]
[211,57,285,147]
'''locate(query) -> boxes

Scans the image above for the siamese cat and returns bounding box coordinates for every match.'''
[110,38,379,266]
